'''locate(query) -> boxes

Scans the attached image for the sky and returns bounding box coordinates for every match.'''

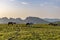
[0,0,60,19]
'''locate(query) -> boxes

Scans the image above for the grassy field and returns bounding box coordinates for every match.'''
[0,24,60,40]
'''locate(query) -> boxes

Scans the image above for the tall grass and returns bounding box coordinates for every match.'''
[0,24,60,40]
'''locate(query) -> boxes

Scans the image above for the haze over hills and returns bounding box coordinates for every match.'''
[0,17,24,24]
[44,18,60,22]
[24,17,48,24]
[0,17,60,24]
[0,17,49,24]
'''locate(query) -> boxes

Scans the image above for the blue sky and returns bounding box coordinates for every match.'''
[0,0,60,19]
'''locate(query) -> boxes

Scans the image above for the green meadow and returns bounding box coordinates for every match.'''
[0,24,60,40]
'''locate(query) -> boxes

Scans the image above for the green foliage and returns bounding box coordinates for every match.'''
[0,24,60,40]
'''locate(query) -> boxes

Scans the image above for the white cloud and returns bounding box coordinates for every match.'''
[9,0,15,1]
[0,0,15,2]
[21,2,28,5]
[40,2,55,8]
[40,2,48,7]
[54,0,60,1]
[47,0,59,1]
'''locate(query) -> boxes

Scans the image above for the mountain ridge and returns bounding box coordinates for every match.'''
[0,17,48,24]
[0,17,60,24]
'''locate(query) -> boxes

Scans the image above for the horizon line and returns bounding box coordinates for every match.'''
[0,16,60,19]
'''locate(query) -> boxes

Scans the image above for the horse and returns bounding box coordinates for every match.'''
[26,23,33,27]
[8,22,16,25]
[48,23,58,26]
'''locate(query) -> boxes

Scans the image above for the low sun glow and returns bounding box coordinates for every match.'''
[0,0,60,19]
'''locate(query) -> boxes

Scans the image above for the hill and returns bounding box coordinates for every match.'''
[0,17,49,24]
[44,18,60,22]
[24,17,48,24]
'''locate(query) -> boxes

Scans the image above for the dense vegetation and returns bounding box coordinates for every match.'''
[0,24,60,40]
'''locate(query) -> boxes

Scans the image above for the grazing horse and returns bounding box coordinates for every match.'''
[26,23,33,27]
[8,22,16,25]
[48,23,58,26]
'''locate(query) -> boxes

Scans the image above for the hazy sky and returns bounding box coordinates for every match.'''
[0,0,60,19]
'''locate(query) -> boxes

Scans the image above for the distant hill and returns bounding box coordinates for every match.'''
[0,17,23,24]
[0,17,9,24]
[44,18,60,22]
[24,17,49,24]
[53,21,60,24]
[0,17,49,24]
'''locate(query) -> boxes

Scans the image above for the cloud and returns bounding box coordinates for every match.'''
[54,0,60,1]
[40,2,49,7]
[40,2,57,8]
[49,0,60,2]
[21,2,28,5]
[0,0,15,2]
[9,0,15,1]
